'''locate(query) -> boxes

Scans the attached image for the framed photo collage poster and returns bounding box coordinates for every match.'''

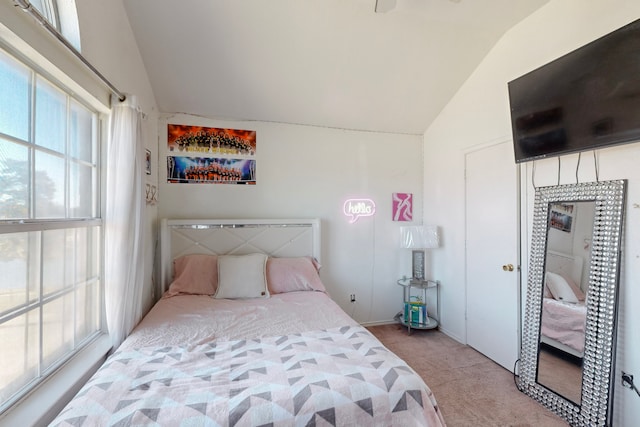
[166,124,256,185]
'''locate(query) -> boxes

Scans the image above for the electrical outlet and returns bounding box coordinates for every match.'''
[350,294,356,303]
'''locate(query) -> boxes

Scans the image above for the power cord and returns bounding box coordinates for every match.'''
[622,372,640,398]
[513,358,521,391]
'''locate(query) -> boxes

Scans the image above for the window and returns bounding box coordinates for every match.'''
[30,0,59,28]
[29,0,81,51]
[0,46,102,412]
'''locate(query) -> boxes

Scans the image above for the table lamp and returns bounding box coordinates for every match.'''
[400,225,440,282]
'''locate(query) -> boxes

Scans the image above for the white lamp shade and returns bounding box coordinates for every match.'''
[400,225,440,249]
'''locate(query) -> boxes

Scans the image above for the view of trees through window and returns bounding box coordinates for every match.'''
[0,43,102,411]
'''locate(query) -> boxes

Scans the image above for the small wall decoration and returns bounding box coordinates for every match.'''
[343,198,376,223]
[392,193,413,221]
[549,203,574,233]
[145,183,157,205]
[145,149,151,175]
[167,124,256,185]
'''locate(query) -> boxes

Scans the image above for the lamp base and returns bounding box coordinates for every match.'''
[411,250,425,281]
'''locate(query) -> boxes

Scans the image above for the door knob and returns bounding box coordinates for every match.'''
[502,264,514,272]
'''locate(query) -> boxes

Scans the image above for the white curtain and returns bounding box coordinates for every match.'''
[105,94,145,350]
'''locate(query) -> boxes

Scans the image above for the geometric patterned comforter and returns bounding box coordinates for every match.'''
[50,325,445,426]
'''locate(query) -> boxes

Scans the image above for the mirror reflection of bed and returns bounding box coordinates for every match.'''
[537,201,595,406]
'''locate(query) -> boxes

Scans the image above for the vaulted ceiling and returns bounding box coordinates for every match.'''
[123,0,549,134]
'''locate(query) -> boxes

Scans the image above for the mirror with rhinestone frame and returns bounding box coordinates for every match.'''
[518,180,626,427]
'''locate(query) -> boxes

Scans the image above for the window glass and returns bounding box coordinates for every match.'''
[69,161,94,218]
[69,100,94,162]
[76,281,100,342]
[42,293,74,369]
[0,50,30,142]
[88,225,100,277]
[0,309,39,403]
[36,77,67,154]
[0,233,29,314]
[72,226,87,282]
[34,150,65,218]
[29,0,59,33]
[41,229,66,295]
[29,0,47,16]
[57,0,81,52]
[64,228,75,288]
[0,231,42,313]
[30,0,81,51]
[0,139,29,220]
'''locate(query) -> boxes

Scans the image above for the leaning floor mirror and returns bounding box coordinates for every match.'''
[518,180,626,427]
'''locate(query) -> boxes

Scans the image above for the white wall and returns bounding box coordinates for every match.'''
[159,113,424,323]
[423,0,640,424]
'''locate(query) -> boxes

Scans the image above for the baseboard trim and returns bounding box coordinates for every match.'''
[360,319,398,327]
[362,320,466,347]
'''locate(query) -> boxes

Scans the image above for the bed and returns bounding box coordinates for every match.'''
[50,218,446,426]
[540,250,587,358]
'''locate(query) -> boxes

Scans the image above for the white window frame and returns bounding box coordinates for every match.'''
[0,43,110,424]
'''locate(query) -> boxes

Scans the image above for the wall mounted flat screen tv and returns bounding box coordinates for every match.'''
[508,18,640,163]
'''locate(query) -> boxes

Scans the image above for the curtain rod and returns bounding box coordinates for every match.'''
[13,0,126,102]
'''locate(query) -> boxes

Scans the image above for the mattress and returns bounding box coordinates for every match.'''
[540,297,587,355]
[51,292,446,426]
[119,291,357,350]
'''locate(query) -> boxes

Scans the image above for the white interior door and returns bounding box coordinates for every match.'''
[465,141,519,371]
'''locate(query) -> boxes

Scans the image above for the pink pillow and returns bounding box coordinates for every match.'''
[266,257,326,294]
[164,254,218,298]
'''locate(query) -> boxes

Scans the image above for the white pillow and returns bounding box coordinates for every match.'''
[214,253,269,299]
[545,271,579,303]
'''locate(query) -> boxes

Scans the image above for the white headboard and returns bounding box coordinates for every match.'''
[159,218,321,292]
[546,250,584,287]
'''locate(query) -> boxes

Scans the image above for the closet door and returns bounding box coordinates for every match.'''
[465,141,519,371]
